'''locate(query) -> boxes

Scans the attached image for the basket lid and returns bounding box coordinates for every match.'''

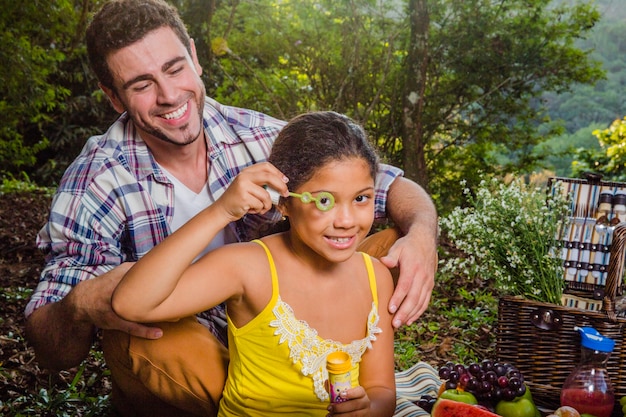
[575,326,615,352]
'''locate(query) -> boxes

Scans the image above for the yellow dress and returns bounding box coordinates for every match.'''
[218,240,382,416]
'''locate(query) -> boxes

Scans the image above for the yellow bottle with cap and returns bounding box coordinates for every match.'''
[327,351,353,403]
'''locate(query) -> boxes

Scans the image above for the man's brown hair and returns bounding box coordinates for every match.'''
[86,0,191,91]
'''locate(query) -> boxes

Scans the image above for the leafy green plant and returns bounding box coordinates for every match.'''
[0,173,55,196]
[393,283,499,368]
[0,359,113,417]
[573,116,626,181]
[0,286,33,302]
[439,177,570,305]
[394,336,423,371]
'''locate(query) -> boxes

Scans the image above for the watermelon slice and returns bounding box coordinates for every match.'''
[431,398,500,417]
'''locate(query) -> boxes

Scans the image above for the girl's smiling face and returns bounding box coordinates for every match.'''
[282,157,375,265]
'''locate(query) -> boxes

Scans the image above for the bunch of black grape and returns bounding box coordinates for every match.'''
[415,394,437,413]
[439,359,526,403]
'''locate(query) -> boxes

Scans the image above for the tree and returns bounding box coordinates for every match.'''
[573,116,626,181]
[0,1,74,176]
[203,0,406,121]
[0,0,605,207]
[402,0,430,188]
[396,0,604,207]
[199,0,603,211]
[542,19,626,134]
[0,0,115,184]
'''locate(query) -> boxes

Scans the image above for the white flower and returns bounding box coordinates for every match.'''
[439,177,568,305]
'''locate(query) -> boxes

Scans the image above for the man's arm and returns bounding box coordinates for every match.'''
[381,176,438,328]
[25,263,162,371]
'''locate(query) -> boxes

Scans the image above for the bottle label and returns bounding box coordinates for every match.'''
[329,371,351,403]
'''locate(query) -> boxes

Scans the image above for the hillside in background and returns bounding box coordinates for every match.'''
[593,0,626,20]
[540,0,626,176]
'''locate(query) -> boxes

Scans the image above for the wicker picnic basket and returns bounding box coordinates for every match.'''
[496,176,626,414]
[497,296,626,412]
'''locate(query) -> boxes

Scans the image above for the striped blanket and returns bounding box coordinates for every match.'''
[394,362,441,416]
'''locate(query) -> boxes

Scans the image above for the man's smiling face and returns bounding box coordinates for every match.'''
[103,26,205,147]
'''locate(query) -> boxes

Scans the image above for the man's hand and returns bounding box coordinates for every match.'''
[380,233,436,328]
[69,263,164,338]
[383,176,438,328]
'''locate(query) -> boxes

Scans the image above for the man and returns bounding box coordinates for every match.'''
[24,1,437,416]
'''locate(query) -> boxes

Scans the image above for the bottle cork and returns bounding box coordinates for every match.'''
[612,192,626,224]
[326,351,352,403]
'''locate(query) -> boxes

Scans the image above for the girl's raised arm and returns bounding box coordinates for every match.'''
[112,202,239,322]
[112,162,288,323]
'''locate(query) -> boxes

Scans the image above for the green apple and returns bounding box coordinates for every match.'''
[438,389,478,405]
[495,397,537,417]
[495,385,539,417]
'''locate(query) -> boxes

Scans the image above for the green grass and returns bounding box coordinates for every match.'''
[0,357,114,416]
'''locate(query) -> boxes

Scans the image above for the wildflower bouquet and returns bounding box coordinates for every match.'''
[439,177,570,305]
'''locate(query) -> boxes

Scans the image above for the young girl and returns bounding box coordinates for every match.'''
[112,111,397,416]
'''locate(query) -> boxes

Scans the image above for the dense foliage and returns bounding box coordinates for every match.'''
[572,116,626,181]
[0,1,118,185]
[538,0,626,179]
[199,0,605,210]
[1,0,615,215]
[1,2,72,173]
[544,17,626,134]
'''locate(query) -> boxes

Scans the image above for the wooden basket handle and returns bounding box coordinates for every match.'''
[604,222,626,320]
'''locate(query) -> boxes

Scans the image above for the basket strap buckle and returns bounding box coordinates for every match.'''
[530,308,563,330]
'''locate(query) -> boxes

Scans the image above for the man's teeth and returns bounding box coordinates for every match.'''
[162,102,188,120]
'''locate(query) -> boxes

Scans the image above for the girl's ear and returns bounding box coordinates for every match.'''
[277,201,289,218]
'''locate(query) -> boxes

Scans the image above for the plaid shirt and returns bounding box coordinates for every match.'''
[26,97,402,344]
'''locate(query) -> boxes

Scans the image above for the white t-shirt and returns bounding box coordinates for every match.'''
[161,167,236,258]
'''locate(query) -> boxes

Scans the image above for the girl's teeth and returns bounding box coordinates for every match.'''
[163,102,187,120]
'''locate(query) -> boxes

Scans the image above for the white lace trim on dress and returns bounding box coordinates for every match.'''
[269,297,381,401]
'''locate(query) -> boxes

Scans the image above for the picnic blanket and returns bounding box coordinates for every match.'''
[394,361,441,416]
